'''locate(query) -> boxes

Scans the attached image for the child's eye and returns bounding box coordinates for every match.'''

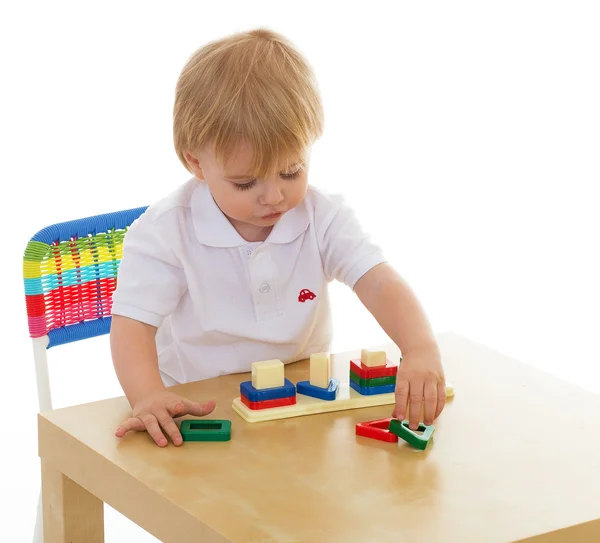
[234,179,257,191]
[280,165,304,179]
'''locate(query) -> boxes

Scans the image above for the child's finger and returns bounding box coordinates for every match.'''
[115,417,146,437]
[166,400,185,417]
[423,380,437,426]
[435,380,446,418]
[139,413,168,447]
[181,399,217,417]
[408,381,425,430]
[155,409,183,446]
[393,380,410,420]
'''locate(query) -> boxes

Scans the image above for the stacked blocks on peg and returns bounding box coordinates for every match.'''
[240,359,296,410]
[297,352,340,401]
[349,350,398,395]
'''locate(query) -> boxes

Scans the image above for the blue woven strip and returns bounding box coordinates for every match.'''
[31,207,148,244]
[23,261,121,295]
[47,317,112,348]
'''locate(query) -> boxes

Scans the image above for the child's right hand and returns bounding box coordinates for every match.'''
[115,390,216,447]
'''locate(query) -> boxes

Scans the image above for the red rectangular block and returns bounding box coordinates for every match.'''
[350,359,398,379]
[240,394,296,410]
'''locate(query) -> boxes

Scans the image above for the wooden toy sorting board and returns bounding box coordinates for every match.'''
[232,381,455,423]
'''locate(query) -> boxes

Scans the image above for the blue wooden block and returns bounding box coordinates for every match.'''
[296,378,339,401]
[349,379,396,396]
[240,378,296,402]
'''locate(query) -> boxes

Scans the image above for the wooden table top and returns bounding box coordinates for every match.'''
[38,332,600,543]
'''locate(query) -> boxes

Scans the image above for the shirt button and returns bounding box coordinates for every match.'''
[259,283,270,293]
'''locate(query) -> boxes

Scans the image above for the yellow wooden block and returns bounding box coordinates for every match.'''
[361,349,387,368]
[251,359,284,390]
[309,352,330,388]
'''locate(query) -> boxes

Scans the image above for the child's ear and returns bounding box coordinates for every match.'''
[184,150,205,180]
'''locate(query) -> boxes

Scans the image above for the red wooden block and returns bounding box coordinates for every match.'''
[240,394,296,410]
[356,418,398,443]
[350,359,398,379]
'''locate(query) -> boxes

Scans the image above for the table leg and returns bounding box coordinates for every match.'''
[41,458,104,542]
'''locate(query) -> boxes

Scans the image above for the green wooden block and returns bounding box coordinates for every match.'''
[388,419,434,450]
[180,419,231,442]
[349,370,396,388]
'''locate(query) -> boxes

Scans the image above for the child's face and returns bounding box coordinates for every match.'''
[185,140,309,240]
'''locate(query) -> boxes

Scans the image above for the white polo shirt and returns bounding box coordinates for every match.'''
[111,178,386,385]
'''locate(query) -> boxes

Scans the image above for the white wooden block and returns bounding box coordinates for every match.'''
[360,349,387,368]
[251,359,284,390]
[309,352,330,388]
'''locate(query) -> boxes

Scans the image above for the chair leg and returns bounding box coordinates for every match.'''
[32,336,50,542]
[33,489,43,543]
[32,336,52,413]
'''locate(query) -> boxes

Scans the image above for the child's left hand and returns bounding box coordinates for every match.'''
[392,345,446,430]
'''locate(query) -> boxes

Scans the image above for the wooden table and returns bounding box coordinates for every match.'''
[38,333,600,542]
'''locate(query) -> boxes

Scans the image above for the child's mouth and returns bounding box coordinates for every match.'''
[262,211,283,220]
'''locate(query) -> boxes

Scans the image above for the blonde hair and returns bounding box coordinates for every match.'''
[173,28,324,177]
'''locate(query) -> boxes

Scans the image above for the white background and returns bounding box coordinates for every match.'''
[1,1,599,541]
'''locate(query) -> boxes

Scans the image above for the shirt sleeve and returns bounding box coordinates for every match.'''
[111,212,187,327]
[314,192,387,289]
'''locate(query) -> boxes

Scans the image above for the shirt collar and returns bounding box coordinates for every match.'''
[191,180,309,248]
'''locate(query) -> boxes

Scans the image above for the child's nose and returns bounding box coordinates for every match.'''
[261,184,284,206]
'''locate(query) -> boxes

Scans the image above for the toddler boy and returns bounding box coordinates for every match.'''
[111,28,446,447]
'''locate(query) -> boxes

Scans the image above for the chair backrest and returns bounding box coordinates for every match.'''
[23,206,147,411]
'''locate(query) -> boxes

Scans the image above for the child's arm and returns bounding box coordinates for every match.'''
[353,263,446,429]
[111,315,215,447]
[111,315,164,403]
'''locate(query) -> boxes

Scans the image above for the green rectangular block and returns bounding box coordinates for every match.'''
[180,419,231,442]
[349,370,396,388]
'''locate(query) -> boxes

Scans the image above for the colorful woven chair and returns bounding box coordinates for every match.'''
[23,205,147,542]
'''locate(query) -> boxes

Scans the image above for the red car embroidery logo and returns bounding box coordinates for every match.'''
[298,289,316,303]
